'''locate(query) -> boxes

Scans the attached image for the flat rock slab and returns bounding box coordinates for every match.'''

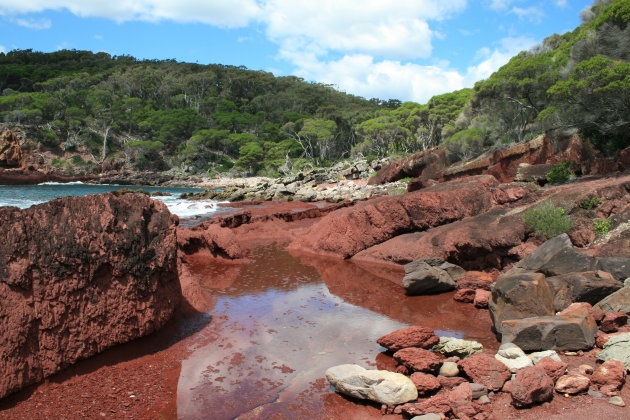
[500,313,597,351]
[597,332,630,371]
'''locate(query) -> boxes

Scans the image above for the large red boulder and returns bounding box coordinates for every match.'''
[377,326,439,351]
[0,193,180,399]
[290,175,500,259]
[509,366,554,407]
[458,354,511,391]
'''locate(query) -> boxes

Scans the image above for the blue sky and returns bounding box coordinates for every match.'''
[0,0,594,103]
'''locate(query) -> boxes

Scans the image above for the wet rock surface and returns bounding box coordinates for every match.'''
[0,193,180,399]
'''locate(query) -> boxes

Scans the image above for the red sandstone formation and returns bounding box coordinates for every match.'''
[290,175,501,259]
[0,193,180,399]
[393,348,442,373]
[369,133,623,187]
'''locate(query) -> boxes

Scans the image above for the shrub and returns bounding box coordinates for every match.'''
[546,161,578,184]
[522,202,574,239]
[579,195,602,210]
[593,218,613,235]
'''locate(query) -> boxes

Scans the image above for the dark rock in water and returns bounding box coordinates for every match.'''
[376,326,439,351]
[403,261,456,295]
[594,287,630,314]
[111,187,150,196]
[458,353,511,392]
[546,271,622,312]
[511,234,597,276]
[489,272,555,334]
[509,366,554,408]
[500,303,597,351]
[0,193,180,399]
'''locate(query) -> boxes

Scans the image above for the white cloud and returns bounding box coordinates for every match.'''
[555,0,568,7]
[0,45,5,53]
[465,36,536,83]
[262,0,467,60]
[0,0,262,27]
[11,16,51,29]
[290,53,465,103]
[510,6,544,23]
[94,34,103,40]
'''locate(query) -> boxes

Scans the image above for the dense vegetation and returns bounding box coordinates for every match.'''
[0,0,628,176]
[446,0,630,159]
[0,49,468,176]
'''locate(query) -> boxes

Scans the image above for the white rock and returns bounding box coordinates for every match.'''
[325,364,418,405]
[528,350,562,364]
[495,343,533,372]
[433,337,483,358]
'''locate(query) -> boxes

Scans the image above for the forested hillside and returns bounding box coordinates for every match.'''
[445,0,629,159]
[0,0,628,177]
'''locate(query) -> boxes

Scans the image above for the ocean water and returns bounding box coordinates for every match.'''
[0,182,228,219]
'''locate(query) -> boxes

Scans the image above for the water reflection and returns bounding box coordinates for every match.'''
[177,244,496,419]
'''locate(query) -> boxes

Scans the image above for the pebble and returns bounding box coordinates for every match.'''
[411,414,444,420]
[478,395,491,405]
[609,396,625,407]
[439,361,459,377]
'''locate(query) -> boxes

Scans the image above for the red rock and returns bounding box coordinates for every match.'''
[454,288,476,303]
[600,312,629,333]
[289,175,500,259]
[457,271,495,291]
[438,376,468,389]
[177,223,244,259]
[396,364,411,375]
[0,193,180,399]
[509,366,554,408]
[554,374,590,394]
[0,128,23,168]
[458,354,511,391]
[449,382,479,419]
[393,348,442,373]
[536,357,568,382]
[376,326,439,351]
[591,360,627,395]
[474,290,491,309]
[593,308,606,323]
[397,395,452,417]
[410,372,442,395]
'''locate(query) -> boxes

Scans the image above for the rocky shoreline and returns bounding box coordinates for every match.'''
[1,129,629,418]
